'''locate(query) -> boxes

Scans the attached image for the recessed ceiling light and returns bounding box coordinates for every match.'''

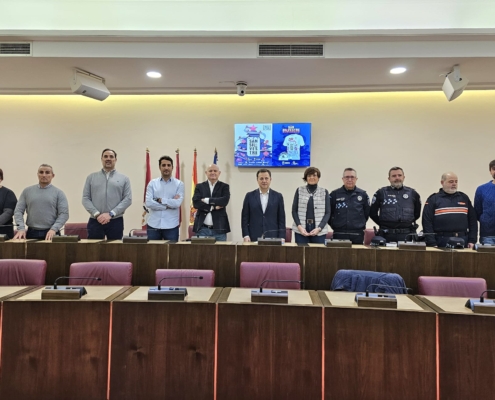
[390,67,407,74]
[147,71,162,78]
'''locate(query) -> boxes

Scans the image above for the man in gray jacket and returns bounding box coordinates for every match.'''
[14,164,69,240]
[82,149,132,240]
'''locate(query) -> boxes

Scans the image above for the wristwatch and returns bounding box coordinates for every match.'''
[109,211,116,218]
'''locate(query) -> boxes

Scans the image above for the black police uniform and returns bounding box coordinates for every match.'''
[329,186,370,244]
[422,189,477,247]
[370,185,421,242]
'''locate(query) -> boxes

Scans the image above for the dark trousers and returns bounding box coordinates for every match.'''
[147,225,179,241]
[379,230,415,243]
[26,228,60,240]
[294,233,326,244]
[333,232,364,245]
[87,217,124,240]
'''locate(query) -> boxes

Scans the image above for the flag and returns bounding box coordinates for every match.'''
[141,148,151,229]
[175,148,182,225]
[189,148,198,225]
[213,148,218,165]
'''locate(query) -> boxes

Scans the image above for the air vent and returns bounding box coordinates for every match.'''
[258,43,324,58]
[0,42,32,56]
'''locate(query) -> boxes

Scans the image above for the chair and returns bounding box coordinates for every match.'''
[240,262,301,289]
[331,269,407,294]
[0,259,47,285]
[64,222,88,239]
[188,225,196,238]
[69,262,133,285]
[418,276,487,298]
[364,229,374,245]
[326,231,333,240]
[155,269,215,287]
[130,229,147,237]
[285,227,292,243]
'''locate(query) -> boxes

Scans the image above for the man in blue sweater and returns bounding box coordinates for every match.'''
[474,160,495,244]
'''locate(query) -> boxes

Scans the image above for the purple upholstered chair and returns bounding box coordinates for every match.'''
[155,269,215,287]
[188,226,196,238]
[418,276,487,298]
[0,259,47,285]
[129,229,147,237]
[364,229,374,245]
[69,262,133,286]
[240,262,301,289]
[285,228,292,243]
[64,222,88,239]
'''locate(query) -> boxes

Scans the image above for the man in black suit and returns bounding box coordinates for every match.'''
[241,169,286,242]
[192,164,230,241]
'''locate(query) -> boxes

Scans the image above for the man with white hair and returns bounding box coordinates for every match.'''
[422,172,477,248]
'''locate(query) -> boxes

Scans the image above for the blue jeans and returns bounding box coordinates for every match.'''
[87,217,124,240]
[294,233,326,244]
[147,225,179,241]
[481,236,495,245]
[195,226,227,242]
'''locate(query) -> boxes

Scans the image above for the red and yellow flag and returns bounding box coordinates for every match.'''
[175,148,182,225]
[141,148,152,229]
[189,148,197,225]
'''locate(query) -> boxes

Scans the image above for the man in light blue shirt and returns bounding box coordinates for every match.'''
[145,155,185,241]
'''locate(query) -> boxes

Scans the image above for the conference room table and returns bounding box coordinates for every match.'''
[0,285,130,400]
[319,290,437,400]
[417,295,495,400]
[109,286,222,400]
[216,287,323,400]
[0,238,35,259]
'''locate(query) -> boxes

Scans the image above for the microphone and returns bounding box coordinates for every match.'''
[364,283,411,297]
[157,275,203,290]
[465,290,495,314]
[261,229,286,239]
[259,279,304,292]
[53,276,101,289]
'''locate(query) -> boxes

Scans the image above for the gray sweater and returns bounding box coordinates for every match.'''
[14,184,69,231]
[82,169,132,218]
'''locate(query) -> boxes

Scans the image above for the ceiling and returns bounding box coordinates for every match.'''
[1,34,495,95]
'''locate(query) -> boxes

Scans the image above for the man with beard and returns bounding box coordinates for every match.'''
[422,172,477,248]
[474,160,495,245]
[370,166,421,242]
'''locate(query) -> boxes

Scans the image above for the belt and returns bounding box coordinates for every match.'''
[306,219,314,224]
[381,228,413,234]
[202,224,214,229]
[436,231,468,237]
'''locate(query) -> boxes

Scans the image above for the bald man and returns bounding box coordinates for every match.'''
[422,172,477,248]
[192,164,230,241]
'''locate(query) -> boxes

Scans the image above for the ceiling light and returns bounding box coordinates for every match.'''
[147,71,162,78]
[390,67,407,74]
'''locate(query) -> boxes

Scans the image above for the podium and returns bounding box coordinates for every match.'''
[109,286,222,400]
[418,295,495,400]
[319,291,437,400]
[0,286,130,400]
[216,288,322,400]
[0,239,36,259]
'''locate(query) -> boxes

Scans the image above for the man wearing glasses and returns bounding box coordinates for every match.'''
[329,168,370,244]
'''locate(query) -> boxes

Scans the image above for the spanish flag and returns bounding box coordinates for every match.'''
[189,148,197,225]
[175,148,181,225]
[141,148,151,229]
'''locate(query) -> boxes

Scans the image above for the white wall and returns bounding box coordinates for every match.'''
[0,91,493,240]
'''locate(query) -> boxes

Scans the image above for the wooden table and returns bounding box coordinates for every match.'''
[216,288,323,400]
[236,242,305,287]
[0,239,34,259]
[109,286,222,400]
[319,291,437,400]
[0,286,130,400]
[418,295,495,400]
[26,239,103,284]
[168,241,236,287]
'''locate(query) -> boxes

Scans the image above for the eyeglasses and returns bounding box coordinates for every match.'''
[343,176,356,180]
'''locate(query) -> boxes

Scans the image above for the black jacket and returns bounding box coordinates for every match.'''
[329,186,370,232]
[370,185,421,229]
[241,189,285,240]
[422,189,477,246]
[192,180,230,233]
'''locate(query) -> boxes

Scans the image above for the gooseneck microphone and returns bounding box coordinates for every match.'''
[157,276,203,290]
[364,283,411,297]
[259,279,304,292]
[53,276,101,289]
[478,290,495,302]
[261,229,286,239]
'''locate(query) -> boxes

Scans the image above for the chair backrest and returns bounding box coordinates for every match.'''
[331,269,407,293]
[130,229,147,237]
[285,227,292,243]
[364,229,374,245]
[418,276,487,298]
[64,222,88,239]
[326,231,333,240]
[155,269,215,287]
[240,262,301,289]
[0,259,47,285]
[188,225,195,238]
[69,262,133,285]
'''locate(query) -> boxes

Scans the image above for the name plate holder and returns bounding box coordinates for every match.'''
[398,241,426,250]
[122,236,149,243]
[355,293,398,309]
[325,239,352,248]
[465,299,495,315]
[41,286,87,300]
[148,287,188,301]
[251,289,288,304]
[477,245,495,253]
[257,238,284,246]
[0,234,7,242]
[52,235,80,243]
[191,236,216,244]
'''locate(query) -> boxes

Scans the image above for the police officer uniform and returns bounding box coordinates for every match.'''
[370,185,421,242]
[422,189,477,247]
[329,186,370,244]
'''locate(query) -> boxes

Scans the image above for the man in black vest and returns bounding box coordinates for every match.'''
[370,166,421,242]
[329,168,370,244]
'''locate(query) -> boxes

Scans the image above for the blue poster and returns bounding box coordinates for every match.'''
[234,123,311,167]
